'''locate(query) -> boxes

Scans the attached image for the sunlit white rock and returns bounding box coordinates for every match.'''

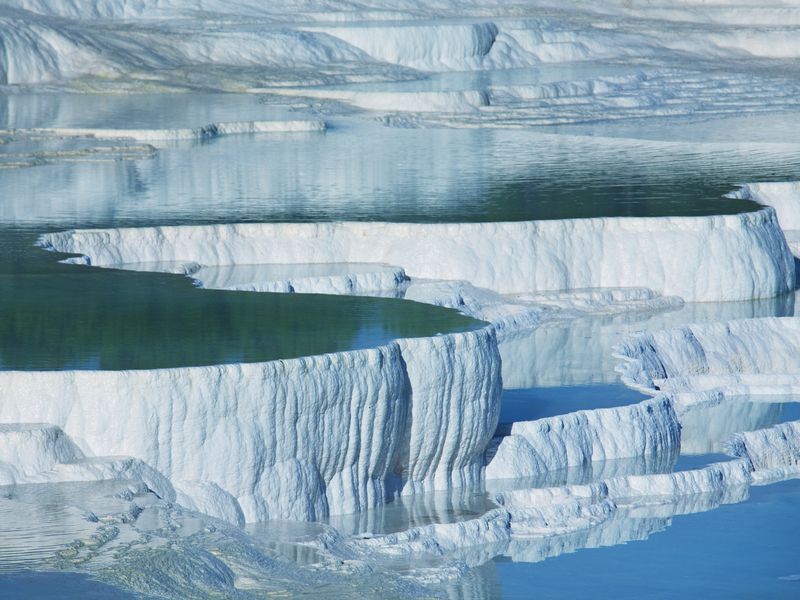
[174,480,246,527]
[485,397,680,481]
[616,316,800,393]
[191,262,408,295]
[39,207,795,302]
[0,329,501,522]
[0,423,82,480]
[733,182,800,231]
[0,120,326,143]
[728,421,800,472]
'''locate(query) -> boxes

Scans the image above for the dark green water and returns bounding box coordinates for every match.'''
[0,229,477,370]
[2,93,800,371]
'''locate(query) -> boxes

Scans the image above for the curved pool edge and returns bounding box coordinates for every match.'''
[0,326,502,523]
[39,203,796,303]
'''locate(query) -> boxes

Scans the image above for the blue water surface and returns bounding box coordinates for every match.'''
[494,480,800,600]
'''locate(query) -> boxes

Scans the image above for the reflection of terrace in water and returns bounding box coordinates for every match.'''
[2,95,799,370]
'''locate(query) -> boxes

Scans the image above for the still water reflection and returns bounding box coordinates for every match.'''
[1,94,798,370]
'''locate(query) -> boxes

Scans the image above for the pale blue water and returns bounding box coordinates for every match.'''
[491,479,800,600]
[499,384,647,423]
[0,572,148,600]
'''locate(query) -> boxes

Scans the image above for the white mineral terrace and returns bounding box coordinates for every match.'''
[3,1,800,596]
[0,120,327,143]
[0,329,501,523]
[0,182,790,530]
[38,203,796,304]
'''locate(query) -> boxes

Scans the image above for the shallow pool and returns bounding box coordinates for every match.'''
[2,94,800,368]
[490,479,800,600]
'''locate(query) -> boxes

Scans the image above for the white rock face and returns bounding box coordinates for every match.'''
[0,11,117,85]
[605,459,751,500]
[733,182,800,233]
[496,287,800,390]
[0,423,82,480]
[305,23,500,72]
[174,480,246,527]
[7,2,800,84]
[0,329,501,522]
[485,396,680,481]
[190,262,408,295]
[39,207,795,302]
[398,332,502,494]
[5,0,800,593]
[727,422,800,484]
[42,457,176,500]
[318,455,755,570]
[616,316,800,393]
[1,120,327,143]
[0,5,368,86]
[0,423,176,499]
[615,316,800,484]
[4,0,800,137]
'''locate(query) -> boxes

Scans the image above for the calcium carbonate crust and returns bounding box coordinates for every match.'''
[6,2,800,88]
[731,182,800,232]
[315,318,800,568]
[732,182,800,259]
[614,316,800,471]
[313,402,800,569]
[615,316,800,394]
[485,396,680,481]
[1,120,327,143]
[24,205,796,528]
[5,1,800,594]
[38,205,795,303]
[0,423,175,500]
[0,328,501,523]
[613,315,800,480]
[5,237,800,581]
